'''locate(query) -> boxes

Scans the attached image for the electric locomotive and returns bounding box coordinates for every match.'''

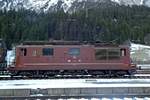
[8,41,136,77]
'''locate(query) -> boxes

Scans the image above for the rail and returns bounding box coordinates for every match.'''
[0,95,150,100]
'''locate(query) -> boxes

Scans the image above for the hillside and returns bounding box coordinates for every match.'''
[0,0,150,12]
[0,1,150,48]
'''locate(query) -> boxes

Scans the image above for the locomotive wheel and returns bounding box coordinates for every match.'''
[44,71,56,78]
[10,71,18,76]
[115,70,128,77]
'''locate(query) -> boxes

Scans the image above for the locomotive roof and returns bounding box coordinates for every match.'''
[16,41,128,48]
[22,41,82,45]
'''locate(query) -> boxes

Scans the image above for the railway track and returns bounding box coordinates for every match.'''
[0,95,150,100]
[137,69,150,74]
[0,74,150,80]
[0,69,150,80]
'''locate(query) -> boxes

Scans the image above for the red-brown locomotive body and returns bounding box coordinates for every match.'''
[9,41,136,77]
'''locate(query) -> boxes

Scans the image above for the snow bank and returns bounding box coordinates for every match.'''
[6,48,15,66]
[130,43,150,64]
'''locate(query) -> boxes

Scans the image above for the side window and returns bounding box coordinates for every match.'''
[108,49,120,59]
[68,48,80,56]
[95,49,120,60]
[20,48,27,56]
[42,48,53,56]
[95,49,107,60]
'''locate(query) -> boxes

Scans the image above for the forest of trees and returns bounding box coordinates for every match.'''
[0,2,150,48]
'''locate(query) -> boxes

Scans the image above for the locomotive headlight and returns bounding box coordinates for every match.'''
[78,59,81,62]
[67,59,71,62]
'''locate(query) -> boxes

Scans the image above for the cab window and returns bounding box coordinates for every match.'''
[121,49,126,56]
[20,48,27,56]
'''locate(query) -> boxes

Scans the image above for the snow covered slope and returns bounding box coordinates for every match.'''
[131,43,150,64]
[111,0,145,6]
[0,0,76,12]
[0,0,150,12]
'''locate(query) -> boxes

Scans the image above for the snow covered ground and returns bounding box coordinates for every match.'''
[49,98,150,100]
[83,98,150,100]
[0,79,150,89]
[0,79,149,99]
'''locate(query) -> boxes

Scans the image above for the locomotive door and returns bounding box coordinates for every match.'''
[16,48,27,66]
